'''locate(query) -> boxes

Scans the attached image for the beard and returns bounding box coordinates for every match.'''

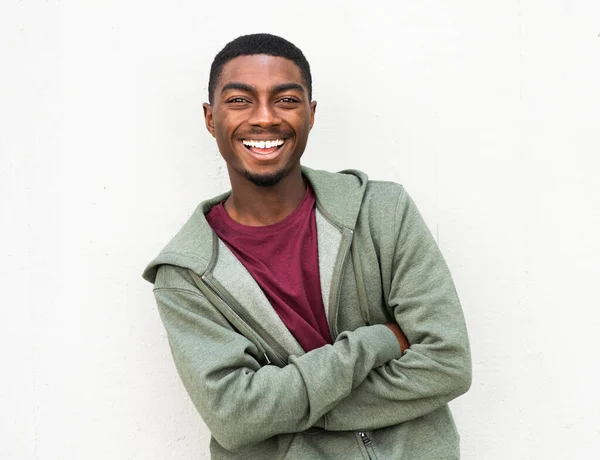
[243,168,287,187]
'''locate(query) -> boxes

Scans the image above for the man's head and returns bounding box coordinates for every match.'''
[203,34,316,188]
[208,34,312,105]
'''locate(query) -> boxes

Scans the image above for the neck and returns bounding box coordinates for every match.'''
[224,165,306,226]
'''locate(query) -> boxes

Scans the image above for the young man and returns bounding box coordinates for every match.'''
[143,34,471,459]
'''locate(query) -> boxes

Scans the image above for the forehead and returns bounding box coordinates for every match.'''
[217,54,305,92]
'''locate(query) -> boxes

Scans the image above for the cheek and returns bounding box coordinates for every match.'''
[296,118,313,137]
[213,118,232,141]
[214,113,242,139]
[215,133,233,154]
[212,126,230,151]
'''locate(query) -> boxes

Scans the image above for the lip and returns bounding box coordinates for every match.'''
[238,137,290,162]
[239,137,287,146]
[240,137,285,141]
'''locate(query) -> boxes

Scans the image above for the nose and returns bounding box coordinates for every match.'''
[247,100,281,128]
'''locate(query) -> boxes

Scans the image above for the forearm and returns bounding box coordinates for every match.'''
[322,295,471,432]
[322,334,470,431]
[323,292,470,432]
[154,284,401,451]
[322,187,472,431]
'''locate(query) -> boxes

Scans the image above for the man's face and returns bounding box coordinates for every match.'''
[203,54,316,187]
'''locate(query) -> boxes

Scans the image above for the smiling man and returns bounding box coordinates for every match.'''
[143,34,471,460]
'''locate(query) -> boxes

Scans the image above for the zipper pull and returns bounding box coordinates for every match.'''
[358,431,372,445]
[263,352,271,365]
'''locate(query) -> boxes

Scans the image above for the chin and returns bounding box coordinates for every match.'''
[243,168,287,187]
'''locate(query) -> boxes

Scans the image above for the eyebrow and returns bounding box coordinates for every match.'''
[220,82,254,94]
[272,83,305,93]
[220,82,306,95]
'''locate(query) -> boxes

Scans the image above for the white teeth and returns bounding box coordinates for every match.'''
[242,139,285,149]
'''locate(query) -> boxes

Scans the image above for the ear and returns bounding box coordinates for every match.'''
[203,103,216,137]
[309,101,317,130]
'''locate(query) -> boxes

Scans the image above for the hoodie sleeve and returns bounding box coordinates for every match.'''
[321,187,472,431]
[152,265,402,451]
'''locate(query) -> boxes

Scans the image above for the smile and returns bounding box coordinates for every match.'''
[241,138,286,156]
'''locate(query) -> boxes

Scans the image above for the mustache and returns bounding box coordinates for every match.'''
[237,129,292,139]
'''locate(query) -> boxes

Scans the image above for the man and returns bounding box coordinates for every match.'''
[143,33,471,459]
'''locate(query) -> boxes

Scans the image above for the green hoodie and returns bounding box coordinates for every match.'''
[143,167,471,460]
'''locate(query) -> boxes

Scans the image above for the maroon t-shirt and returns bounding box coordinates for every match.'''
[205,186,333,352]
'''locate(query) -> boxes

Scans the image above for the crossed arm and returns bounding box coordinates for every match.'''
[317,189,471,431]
[152,190,471,449]
[385,323,410,354]
[154,279,403,451]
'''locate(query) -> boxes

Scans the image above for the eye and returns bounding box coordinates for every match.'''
[277,97,300,104]
[226,97,250,104]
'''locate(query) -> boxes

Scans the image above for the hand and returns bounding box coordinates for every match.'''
[384,323,409,354]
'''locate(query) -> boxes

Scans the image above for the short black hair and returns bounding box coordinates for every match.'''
[208,33,312,104]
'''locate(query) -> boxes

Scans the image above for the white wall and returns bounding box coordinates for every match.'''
[2,1,599,458]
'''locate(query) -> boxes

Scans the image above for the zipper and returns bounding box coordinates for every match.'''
[200,273,289,366]
[359,431,378,460]
[351,238,371,325]
[358,431,371,446]
[327,228,354,338]
[313,204,355,340]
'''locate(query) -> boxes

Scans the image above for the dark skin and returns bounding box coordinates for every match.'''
[203,54,408,353]
[203,54,315,226]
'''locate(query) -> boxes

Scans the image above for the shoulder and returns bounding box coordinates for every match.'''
[360,179,407,222]
[143,191,230,284]
[364,179,405,203]
[153,264,199,291]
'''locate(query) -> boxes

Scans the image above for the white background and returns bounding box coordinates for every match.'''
[2,1,599,459]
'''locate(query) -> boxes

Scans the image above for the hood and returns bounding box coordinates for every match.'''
[142,166,368,284]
